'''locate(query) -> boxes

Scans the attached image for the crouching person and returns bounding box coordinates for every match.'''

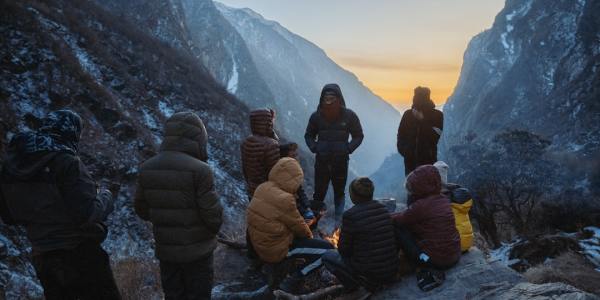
[323,177,399,296]
[0,110,120,300]
[134,112,223,300]
[392,165,460,291]
[247,158,334,292]
[434,161,474,252]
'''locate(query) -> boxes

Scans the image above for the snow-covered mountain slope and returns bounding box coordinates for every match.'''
[216,2,401,175]
[0,0,252,297]
[442,0,600,173]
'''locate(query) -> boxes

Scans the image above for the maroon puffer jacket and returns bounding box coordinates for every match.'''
[393,165,460,267]
[241,109,280,199]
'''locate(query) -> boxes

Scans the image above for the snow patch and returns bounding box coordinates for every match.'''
[158,100,174,118]
[489,239,521,266]
[580,227,600,270]
[226,56,239,94]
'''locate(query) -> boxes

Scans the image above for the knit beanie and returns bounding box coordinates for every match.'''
[349,177,375,204]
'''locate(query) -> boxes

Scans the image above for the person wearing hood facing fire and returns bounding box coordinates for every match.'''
[305,84,364,226]
[0,109,120,300]
[397,86,443,176]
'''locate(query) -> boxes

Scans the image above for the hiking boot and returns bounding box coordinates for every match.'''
[416,268,445,292]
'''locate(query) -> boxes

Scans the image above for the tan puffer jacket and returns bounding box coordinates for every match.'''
[241,109,280,198]
[247,158,312,263]
[134,112,223,263]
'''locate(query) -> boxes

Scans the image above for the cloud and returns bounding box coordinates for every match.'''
[336,56,460,72]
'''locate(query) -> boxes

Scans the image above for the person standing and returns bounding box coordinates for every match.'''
[135,112,223,300]
[397,86,443,176]
[0,110,120,300]
[305,84,364,225]
[241,109,280,200]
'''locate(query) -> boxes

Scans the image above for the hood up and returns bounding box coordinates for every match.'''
[160,112,208,161]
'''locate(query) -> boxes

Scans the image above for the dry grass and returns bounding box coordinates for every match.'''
[112,258,163,300]
[524,251,600,295]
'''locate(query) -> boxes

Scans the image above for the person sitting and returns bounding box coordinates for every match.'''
[246,158,334,292]
[434,161,474,252]
[323,177,399,296]
[279,143,314,222]
[392,165,460,291]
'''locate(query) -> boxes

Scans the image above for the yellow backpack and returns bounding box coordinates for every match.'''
[451,199,474,252]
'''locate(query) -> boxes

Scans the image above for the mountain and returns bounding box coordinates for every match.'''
[442,0,600,186]
[215,2,401,175]
[0,0,252,297]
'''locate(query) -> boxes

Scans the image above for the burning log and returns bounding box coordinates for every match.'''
[320,228,341,248]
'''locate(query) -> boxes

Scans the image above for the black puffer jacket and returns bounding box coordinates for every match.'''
[304,84,364,156]
[338,200,399,282]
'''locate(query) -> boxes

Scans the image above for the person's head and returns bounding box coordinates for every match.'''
[405,165,441,199]
[433,161,449,186]
[279,143,299,159]
[412,86,435,111]
[39,109,83,152]
[268,157,304,194]
[319,84,345,118]
[349,177,375,204]
[249,109,275,137]
[160,111,208,161]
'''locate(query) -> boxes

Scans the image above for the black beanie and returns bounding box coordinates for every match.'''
[350,177,375,203]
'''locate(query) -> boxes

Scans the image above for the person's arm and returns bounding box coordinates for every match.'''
[56,155,113,224]
[264,141,281,175]
[337,214,354,257]
[397,112,411,156]
[133,182,150,221]
[347,111,364,154]
[392,201,425,227]
[304,114,319,153]
[195,170,223,235]
[279,195,312,239]
[295,186,310,216]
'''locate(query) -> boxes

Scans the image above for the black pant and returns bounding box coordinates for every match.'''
[313,154,349,219]
[159,253,214,300]
[32,241,121,300]
[394,225,423,265]
[322,251,359,289]
[287,238,335,276]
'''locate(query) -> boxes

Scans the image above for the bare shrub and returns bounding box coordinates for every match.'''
[112,258,163,300]
[524,252,600,295]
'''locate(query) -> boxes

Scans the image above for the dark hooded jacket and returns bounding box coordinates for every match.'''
[392,165,460,267]
[397,98,443,172]
[305,84,364,156]
[241,109,280,199]
[0,110,113,253]
[134,112,223,263]
[339,199,399,282]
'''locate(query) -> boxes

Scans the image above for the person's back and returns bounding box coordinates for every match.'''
[0,109,119,300]
[135,112,223,300]
[241,109,280,199]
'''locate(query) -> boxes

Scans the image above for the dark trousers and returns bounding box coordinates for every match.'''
[159,253,214,300]
[32,241,121,300]
[287,238,335,276]
[403,153,437,176]
[313,154,349,218]
[395,226,423,265]
[322,251,359,289]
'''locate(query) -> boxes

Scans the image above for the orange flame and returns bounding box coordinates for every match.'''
[323,228,341,248]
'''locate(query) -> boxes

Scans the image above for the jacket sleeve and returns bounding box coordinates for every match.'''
[195,170,223,235]
[424,110,444,143]
[264,141,281,176]
[133,182,150,221]
[304,113,319,153]
[347,111,364,154]
[56,155,114,224]
[279,196,313,239]
[338,213,354,258]
[392,201,425,227]
[295,186,310,216]
[397,112,411,156]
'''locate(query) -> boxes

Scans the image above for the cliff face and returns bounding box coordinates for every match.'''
[443,0,600,173]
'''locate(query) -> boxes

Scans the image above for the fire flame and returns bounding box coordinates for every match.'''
[323,228,341,248]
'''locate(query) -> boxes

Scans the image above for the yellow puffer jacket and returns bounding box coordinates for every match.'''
[247,158,312,263]
[451,199,474,252]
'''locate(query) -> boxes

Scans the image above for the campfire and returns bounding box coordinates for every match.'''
[322,228,341,248]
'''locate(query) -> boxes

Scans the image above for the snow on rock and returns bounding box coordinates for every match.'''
[226,52,239,94]
[581,227,600,271]
[489,239,522,266]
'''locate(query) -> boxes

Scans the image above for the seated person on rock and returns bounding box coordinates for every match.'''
[434,161,474,253]
[246,157,334,292]
[279,143,315,223]
[392,165,461,291]
[323,177,399,294]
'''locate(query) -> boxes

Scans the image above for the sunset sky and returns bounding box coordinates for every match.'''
[218,0,505,109]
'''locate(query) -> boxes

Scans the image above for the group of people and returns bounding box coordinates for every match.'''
[0,84,474,300]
